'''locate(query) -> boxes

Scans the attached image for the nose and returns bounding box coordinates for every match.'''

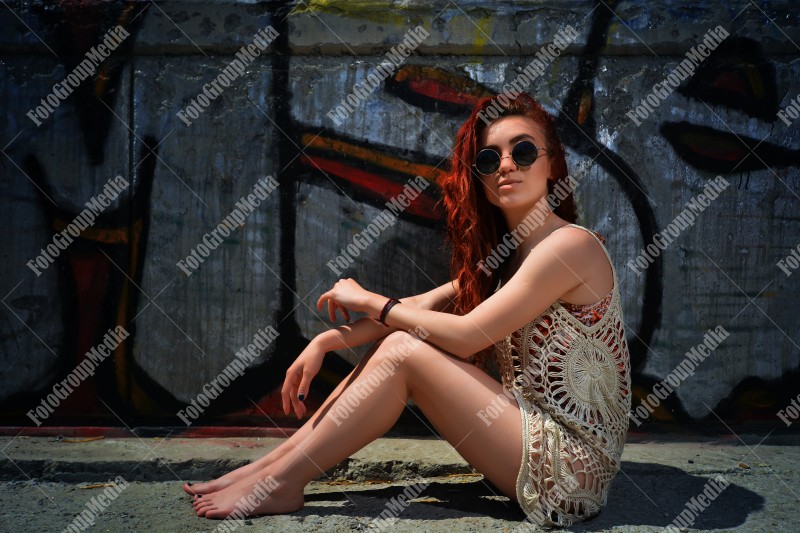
[496,152,517,174]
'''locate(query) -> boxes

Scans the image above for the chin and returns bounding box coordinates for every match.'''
[494,191,537,206]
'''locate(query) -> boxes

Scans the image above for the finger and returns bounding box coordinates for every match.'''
[297,372,312,405]
[289,379,305,419]
[336,302,349,322]
[283,369,302,416]
[290,388,301,419]
[297,373,310,402]
[295,375,310,420]
[328,299,336,322]
[281,372,296,416]
[316,291,328,311]
[318,291,331,311]
[281,376,289,415]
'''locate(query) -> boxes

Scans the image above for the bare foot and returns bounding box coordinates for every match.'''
[184,459,268,496]
[193,471,304,519]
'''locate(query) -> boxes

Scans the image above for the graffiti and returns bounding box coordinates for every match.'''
[32,1,143,164]
[298,129,445,224]
[20,138,158,418]
[384,64,494,114]
[1,0,797,428]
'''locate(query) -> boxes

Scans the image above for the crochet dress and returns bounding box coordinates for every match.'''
[492,223,631,528]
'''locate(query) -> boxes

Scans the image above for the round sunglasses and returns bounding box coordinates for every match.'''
[472,140,550,176]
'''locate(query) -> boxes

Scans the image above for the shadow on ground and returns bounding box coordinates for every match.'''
[299,461,763,530]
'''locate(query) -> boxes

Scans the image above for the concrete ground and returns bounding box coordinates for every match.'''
[0,431,798,532]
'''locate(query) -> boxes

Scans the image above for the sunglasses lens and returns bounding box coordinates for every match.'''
[512,141,538,167]
[474,149,500,175]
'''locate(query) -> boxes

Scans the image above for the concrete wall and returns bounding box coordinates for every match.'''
[1,0,798,429]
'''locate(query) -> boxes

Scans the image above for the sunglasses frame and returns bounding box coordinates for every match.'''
[472,140,551,176]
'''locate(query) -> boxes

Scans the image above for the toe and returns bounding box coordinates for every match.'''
[196,503,213,517]
[205,508,226,519]
[197,499,214,510]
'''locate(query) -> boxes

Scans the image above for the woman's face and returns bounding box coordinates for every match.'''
[475,115,551,212]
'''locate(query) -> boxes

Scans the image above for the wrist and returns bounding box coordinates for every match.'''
[312,330,336,352]
[368,293,388,320]
[379,297,402,325]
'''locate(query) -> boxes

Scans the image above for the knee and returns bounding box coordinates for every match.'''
[382,330,421,346]
[372,330,427,369]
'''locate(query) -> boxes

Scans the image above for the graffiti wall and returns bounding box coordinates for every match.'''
[1,0,798,430]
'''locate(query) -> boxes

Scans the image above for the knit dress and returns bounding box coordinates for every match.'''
[492,223,631,528]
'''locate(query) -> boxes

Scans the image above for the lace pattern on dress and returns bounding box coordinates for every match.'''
[491,224,631,528]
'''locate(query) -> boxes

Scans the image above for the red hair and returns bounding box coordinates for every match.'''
[438,93,577,365]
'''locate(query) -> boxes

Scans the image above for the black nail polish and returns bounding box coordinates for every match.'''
[298,393,305,401]
[187,482,193,486]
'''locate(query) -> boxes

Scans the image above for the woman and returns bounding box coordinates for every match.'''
[187,92,631,527]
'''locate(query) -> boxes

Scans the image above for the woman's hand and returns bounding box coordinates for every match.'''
[281,338,326,420]
[316,278,382,323]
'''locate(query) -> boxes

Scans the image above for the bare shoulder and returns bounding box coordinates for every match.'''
[544,225,602,257]
[533,225,611,286]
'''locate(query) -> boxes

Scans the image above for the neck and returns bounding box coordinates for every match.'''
[501,206,564,252]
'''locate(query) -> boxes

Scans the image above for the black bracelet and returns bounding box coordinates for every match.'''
[379,298,401,325]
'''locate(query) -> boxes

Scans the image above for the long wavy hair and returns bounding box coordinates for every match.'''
[438,93,577,366]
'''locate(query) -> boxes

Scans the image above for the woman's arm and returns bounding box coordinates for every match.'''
[408,278,459,314]
[283,279,458,419]
[318,232,599,358]
[314,279,458,352]
[313,315,398,353]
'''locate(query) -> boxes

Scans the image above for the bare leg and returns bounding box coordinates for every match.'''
[185,336,390,496]
[193,331,524,519]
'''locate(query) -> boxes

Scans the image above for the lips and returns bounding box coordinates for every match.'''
[497,179,519,188]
